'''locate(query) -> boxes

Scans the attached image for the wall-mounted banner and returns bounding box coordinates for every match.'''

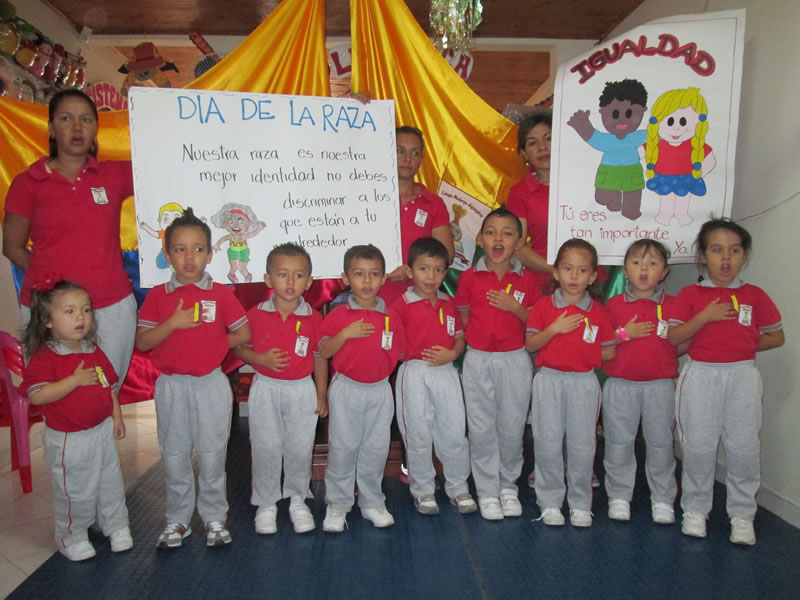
[549,9,745,264]
[437,181,491,271]
[129,88,400,287]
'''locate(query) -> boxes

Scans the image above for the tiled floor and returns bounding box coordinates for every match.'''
[0,400,161,600]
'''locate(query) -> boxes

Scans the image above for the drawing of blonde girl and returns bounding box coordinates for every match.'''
[140,202,185,269]
[211,202,266,283]
[645,88,716,227]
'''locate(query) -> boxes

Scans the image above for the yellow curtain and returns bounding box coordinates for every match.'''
[0,0,330,250]
[350,0,525,208]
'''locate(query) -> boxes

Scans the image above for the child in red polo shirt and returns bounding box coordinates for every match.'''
[668,218,784,545]
[235,243,328,535]
[319,244,405,532]
[603,240,680,526]
[21,279,132,562]
[392,237,476,516]
[455,207,538,521]
[136,208,250,550]
[526,238,615,528]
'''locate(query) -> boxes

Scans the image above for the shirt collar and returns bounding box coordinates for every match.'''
[402,287,449,304]
[48,339,95,355]
[347,294,387,312]
[32,155,99,181]
[473,255,524,275]
[552,288,592,311]
[698,272,745,289]
[257,296,311,316]
[623,283,665,303]
[165,272,214,293]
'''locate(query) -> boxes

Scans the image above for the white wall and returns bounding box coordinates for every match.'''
[610,0,800,525]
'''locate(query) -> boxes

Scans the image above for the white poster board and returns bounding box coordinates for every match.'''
[550,10,745,264]
[129,88,400,287]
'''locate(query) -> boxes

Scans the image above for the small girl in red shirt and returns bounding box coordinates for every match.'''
[20,278,131,562]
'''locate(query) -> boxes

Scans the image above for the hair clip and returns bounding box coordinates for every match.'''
[698,114,707,121]
[646,163,655,170]
[649,117,658,124]
[31,273,62,293]
[692,162,702,170]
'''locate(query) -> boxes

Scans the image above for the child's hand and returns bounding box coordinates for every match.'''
[113,411,126,439]
[168,298,201,331]
[624,315,655,339]
[700,298,737,323]
[549,310,584,335]
[386,265,408,283]
[486,289,520,313]
[422,345,457,367]
[72,361,99,387]
[315,394,329,418]
[258,348,290,372]
[342,318,374,339]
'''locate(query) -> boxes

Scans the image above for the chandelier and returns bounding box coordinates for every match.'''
[429,0,483,52]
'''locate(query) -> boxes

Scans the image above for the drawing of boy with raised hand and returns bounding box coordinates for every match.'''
[568,79,648,221]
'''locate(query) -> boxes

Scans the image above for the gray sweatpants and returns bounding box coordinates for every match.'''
[395,359,470,500]
[462,348,532,499]
[532,367,600,511]
[43,417,129,550]
[324,373,393,511]
[248,373,318,506]
[155,368,233,524]
[602,377,677,505]
[676,359,762,520]
[21,293,137,384]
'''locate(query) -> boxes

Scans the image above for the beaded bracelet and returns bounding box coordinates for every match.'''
[616,327,629,342]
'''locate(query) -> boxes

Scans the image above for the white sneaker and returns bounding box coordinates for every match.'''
[60,540,96,562]
[450,493,478,514]
[730,517,756,546]
[569,508,593,527]
[156,523,191,549]
[289,503,315,534]
[652,502,676,525]
[255,505,278,535]
[681,512,707,538]
[500,488,522,517]
[539,507,565,526]
[204,521,232,547]
[361,506,395,528]
[323,506,347,533]
[110,526,133,552]
[608,499,631,521]
[414,495,440,516]
[478,497,504,521]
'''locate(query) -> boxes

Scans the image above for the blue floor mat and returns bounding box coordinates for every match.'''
[10,414,800,600]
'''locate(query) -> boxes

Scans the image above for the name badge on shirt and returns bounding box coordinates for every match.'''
[295,335,309,357]
[656,320,669,338]
[446,315,456,336]
[739,304,753,326]
[414,208,428,227]
[381,330,394,350]
[583,322,598,344]
[90,187,109,205]
[193,300,216,323]
[513,290,525,304]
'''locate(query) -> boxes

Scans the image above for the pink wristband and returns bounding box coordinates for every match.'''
[616,327,629,342]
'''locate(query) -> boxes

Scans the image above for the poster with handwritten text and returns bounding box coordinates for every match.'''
[129,88,399,287]
[549,10,744,264]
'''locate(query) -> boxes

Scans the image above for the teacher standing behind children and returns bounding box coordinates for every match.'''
[3,90,137,383]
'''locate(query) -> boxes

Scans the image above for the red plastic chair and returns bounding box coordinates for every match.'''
[0,331,43,493]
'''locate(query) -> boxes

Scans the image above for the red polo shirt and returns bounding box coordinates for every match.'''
[391,289,463,361]
[670,281,782,363]
[603,287,679,381]
[527,291,615,372]
[244,297,322,380]
[319,296,405,383]
[137,274,248,376]
[21,341,118,433]
[5,157,134,308]
[506,171,550,295]
[455,257,538,352]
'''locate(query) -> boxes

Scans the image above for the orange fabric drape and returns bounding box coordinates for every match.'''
[350,0,526,208]
[0,0,330,250]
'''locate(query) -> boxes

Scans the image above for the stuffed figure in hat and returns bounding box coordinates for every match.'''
[118,41,178,96]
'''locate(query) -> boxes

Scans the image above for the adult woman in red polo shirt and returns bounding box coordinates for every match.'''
[379,126,454,305]
[3,89,136,382]
[505,112,554,298]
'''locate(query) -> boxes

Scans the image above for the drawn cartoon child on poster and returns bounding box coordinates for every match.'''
[567,79,649,221]
[645,87,716,226]
[210,202,266,283]
[139,202,185,269]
